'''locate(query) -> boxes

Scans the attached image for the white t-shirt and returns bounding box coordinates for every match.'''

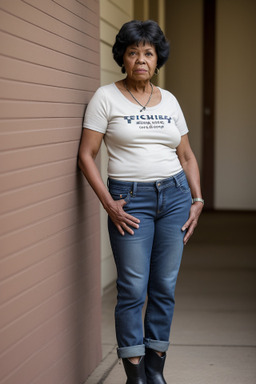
[83,83,188,182]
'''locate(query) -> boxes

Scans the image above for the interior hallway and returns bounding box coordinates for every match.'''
[85,212,256,383]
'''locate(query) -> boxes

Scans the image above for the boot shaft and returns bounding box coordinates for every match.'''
[145,348,167,384]
[122,356,147,384]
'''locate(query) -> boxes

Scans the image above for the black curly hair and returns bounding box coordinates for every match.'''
[112,20,170,71]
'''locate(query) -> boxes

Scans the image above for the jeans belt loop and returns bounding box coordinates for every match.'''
[132,182,137,196]
[173,174,180,188]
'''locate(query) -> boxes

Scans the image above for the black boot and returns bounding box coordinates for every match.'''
[122,356,147,384]
[145,348,167,384]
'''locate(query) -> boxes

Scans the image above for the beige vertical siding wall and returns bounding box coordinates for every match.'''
[0,1,102,383]
[134,0,166,88]
[99,0,134,290]
[165,0,256,210]
[215,0,256,210]
[165,0,203,171]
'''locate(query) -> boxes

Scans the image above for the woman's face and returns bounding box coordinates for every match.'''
[122,41,158,82]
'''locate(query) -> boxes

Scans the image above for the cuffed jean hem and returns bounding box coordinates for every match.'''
[144,338,170,353]
[117,344,145,359]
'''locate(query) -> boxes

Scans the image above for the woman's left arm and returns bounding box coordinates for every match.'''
[177,134,204,245]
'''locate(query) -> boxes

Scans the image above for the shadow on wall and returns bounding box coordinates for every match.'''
[70,164,102,381]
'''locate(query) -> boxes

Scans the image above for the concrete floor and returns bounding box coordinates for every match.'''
[85,212,256,383]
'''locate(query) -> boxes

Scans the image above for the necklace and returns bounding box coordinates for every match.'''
[123,81,154,112]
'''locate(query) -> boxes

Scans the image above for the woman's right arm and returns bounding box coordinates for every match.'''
[78,128,140,235]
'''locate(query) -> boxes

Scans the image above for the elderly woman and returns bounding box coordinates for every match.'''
[79,20,203,384]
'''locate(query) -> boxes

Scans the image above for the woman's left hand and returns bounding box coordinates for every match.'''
[181,202,203,245]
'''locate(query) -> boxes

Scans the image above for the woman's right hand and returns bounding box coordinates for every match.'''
[106,198,140,236]
[78,129,140,236]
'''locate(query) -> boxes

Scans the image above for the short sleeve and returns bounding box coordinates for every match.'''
[83,87,108,134]
[174,98,189,136]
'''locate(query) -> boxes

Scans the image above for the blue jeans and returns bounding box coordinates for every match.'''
[107,170,191,359]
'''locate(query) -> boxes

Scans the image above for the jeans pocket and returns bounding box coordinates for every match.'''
[175,174,191,194]
[109,187,132,204]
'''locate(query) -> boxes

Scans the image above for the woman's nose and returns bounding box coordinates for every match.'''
[136,55,145,63]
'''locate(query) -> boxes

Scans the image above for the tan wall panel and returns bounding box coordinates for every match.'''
[1,217,99,303]
[0,0,97,46]
[0,295,97,382]
[0,8,97,53]
[165,0,203,170]
[215,0,256,209]
[100,19,119,45]
[0,100,85,119]
[0,142,78,173]
[1,292,75,360]
[0,79,91,104]
[53,0,99,23]
[0,240,79,297]
[99,0,133,290]
[0,158,76,193]
[17,0,99,38]
[111,0,133,15]
[0,183,97,237]
[0,267,80,354]
[0,56,98,91]
[134,0,149,20]
[0,190,81,236]
[0,206,99,292]
[0,173,82,214]
[101,69,124,85]
[0,117,82,133]
[0,214,98,284]
[100,41,119,73]
[0,236,101,381]
[0,221,97,299]
[100,0,130,27]
[0,31,99,76]
[0,0,102,382]
[0,127,82,151]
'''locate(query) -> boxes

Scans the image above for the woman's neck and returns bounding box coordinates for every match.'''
[123,78,152,93]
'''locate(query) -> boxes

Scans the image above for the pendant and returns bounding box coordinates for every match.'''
[140,107,146,112]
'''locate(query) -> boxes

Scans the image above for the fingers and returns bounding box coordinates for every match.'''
[108,199,140,236]
[117,222,136,236]
[182,203,203,244]
[124,211,140,227]
[116,213,140,236]
[182,219,197,245]
[181,218,190,233]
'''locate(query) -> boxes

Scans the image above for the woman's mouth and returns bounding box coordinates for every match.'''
[134,69,147,73]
